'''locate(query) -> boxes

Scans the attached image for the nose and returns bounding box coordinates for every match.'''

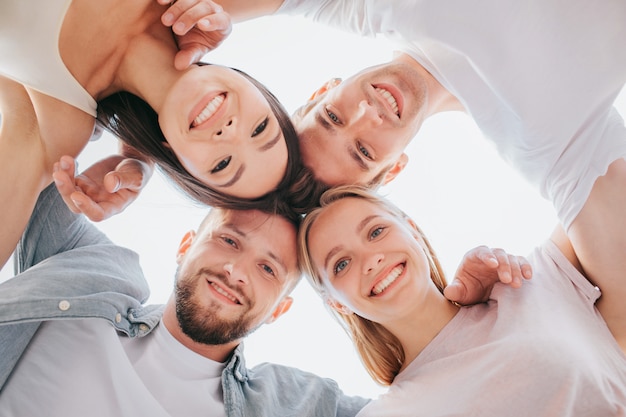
[223,261,249,285]
[352,99,383,127]
[213,118,236,140]
[363,251,385,275]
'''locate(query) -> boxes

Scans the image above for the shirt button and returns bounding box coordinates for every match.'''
[58,300,71,311]
[115,313,122,323]
[139,324,149,332]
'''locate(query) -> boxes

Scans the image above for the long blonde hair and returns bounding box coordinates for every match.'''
[298,186,448,386]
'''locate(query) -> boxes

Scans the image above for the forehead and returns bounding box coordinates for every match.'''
[210,209,298,263]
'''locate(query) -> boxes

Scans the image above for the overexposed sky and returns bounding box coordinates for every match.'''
[3,14,625,400]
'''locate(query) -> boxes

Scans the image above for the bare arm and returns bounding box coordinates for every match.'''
[0,76,50,269]
[567,159,626,352]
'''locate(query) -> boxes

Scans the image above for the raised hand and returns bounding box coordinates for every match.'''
[52,154,153,222]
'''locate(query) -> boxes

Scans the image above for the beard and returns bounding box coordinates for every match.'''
[174,268,259,345]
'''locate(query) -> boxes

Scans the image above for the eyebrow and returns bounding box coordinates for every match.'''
[316,110,370,173]
[218,165,245,188]
[259,130,281,152]
[322,214,380,271]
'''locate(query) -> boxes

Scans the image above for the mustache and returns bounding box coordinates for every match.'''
[197,267,248,306]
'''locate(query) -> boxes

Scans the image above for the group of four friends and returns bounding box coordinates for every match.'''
[0,0,625,415]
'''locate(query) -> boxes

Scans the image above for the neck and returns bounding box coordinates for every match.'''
[162,296,239,363]
[392,52,465,114]
[386,290,460,372]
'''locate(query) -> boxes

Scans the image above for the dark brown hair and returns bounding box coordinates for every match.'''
[96,65,301,214]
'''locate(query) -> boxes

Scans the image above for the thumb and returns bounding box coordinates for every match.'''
[104,160,151,193]
[443,280,466,305]
[174,48,206,71]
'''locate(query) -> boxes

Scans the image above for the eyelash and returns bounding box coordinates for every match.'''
[221,236,238,248]
[261,264,275,276]
[252,117,269,137]
[334,259,349,275]
[326,109,340,124]
[212,156,231,173]
[370,226,385,239]
[358,143,372,159]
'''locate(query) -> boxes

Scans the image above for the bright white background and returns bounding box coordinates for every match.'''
[3,14,625,399]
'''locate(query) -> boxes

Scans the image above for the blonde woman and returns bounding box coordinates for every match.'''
[299,186,626,416]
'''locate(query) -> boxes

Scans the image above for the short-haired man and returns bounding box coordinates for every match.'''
[0,184,367,416]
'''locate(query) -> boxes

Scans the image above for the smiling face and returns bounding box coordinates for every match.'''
[295,60,428,187]
[159,65,288,199]
[174,208,299,346]
[306,197,441,325]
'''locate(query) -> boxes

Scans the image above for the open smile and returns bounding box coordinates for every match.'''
[189,93,227,129]
[370,263,405,296]
[207,278,242,305]
[373,84,401,118]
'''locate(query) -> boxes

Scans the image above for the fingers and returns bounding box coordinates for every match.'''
[490,248,533,288]
[104,158,152,193]
[174,47,209,71]
[443,281,467,305]
[52,156,81,214]
[161,0,230,36]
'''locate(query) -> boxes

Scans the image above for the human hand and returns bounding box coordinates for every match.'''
[157,0,233,70]
[444,246,532,305]
[52,155,154,222]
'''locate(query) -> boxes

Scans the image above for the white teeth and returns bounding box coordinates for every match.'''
[372,265,404,295]
[210,282,239,304]
[375,87,399,116]
[193,94,224,127]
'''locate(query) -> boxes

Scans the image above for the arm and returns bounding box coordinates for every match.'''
[566,159,626,350]
[0,76,50,270]
[444,246,533,305]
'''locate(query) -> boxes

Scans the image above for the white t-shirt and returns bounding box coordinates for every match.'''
[356,241,626,416]
[0,0,97,116]
[278,0,626,229]
[0,319,226,417]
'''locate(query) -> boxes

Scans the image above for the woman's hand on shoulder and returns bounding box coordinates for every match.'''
[157,0,233,70]
[444,246,533,305]
[52,154,154,222]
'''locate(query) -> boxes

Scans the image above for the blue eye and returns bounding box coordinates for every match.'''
[334,259,349,274]
[252,117,269,137]
[370,227,384,239]
[262,264,275,276]
[222,236,237,248]
[326,109,340,124]
[212,156,231,173]
[358,144,371,159]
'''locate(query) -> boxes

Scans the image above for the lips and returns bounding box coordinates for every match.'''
[374,86,400,117]
[190,93,226,129]
[208,279,242,305]
[370,263,405,296]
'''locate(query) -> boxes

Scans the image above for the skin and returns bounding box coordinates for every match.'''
[0,0,287,268]
[306,197,460,366]
[161,208,299,362]
[307,196,626,366]
[170,0,626,350]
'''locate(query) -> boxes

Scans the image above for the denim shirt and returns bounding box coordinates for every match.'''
[0,186,368,416]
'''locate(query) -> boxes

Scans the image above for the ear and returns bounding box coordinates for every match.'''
[325,298,353,315]
[265,296,293,324]
[308,78,342,101]
[382,153,409,185]
[176,230,196,264]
